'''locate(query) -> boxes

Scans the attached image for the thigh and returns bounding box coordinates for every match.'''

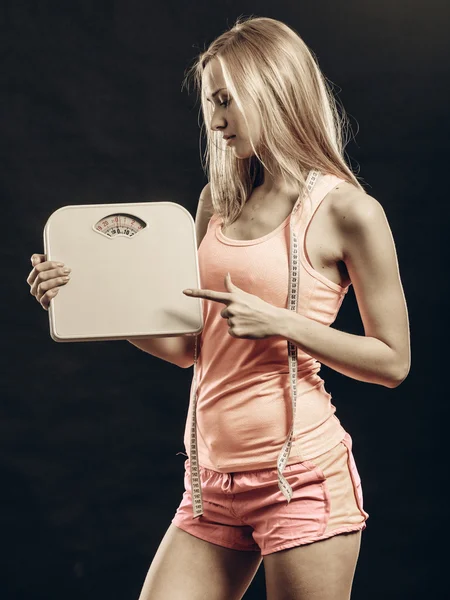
[263,529,361,600]
[137,523,263,600]
[308,433,370,538]
[244,433,368,556]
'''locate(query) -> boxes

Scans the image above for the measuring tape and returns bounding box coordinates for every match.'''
[189,169,321,518]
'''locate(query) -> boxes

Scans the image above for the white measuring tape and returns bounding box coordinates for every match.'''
[189,169,321,518]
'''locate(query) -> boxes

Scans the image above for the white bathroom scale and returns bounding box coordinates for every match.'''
[43,202,204,343]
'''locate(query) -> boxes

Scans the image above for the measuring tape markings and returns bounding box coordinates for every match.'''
[190,170,321,518]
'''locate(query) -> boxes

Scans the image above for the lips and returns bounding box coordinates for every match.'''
[223,135,235,140]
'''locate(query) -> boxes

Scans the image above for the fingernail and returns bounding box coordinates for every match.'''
[183,289,192,294]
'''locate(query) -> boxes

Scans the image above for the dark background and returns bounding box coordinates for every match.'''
[2,1,448,598]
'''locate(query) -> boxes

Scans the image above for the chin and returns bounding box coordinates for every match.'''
[233,146,255,160]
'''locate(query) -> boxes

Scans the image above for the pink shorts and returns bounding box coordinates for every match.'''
[171,432,369,556]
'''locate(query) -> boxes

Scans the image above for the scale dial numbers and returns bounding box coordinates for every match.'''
[93,213,147,239]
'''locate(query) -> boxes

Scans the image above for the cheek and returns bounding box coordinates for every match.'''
[245,116,261,141]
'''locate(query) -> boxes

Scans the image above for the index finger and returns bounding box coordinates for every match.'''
[183,288,231,304]
[27,256,64,285]
[31,254,45,265]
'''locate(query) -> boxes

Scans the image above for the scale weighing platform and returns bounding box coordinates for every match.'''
[43,202,204,343]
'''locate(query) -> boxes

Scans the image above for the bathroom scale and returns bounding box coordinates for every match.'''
[43,202,204,343]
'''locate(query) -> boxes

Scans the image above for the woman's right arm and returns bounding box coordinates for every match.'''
[126,335,197,368]
[127,183,214,368]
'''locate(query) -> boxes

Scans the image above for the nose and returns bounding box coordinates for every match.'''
[210,109,226,133]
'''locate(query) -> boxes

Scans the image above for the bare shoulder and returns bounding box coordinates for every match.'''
[199,181,213,208]
[195,182,215,249]
[328,181,387,245]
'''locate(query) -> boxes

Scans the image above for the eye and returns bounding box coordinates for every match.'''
[219,99,229,108]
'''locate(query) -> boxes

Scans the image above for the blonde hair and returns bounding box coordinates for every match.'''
[182,15,367,227]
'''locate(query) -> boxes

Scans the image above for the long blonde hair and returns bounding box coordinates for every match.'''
[182,15,367,227]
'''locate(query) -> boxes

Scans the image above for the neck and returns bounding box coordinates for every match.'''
[256,169,310,196]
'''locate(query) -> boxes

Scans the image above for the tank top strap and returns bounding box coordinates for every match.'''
[207,212,220,232]
[294,172,348,242]
[206,173,347,238]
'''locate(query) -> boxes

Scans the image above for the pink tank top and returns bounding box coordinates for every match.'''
[183,172,352,472]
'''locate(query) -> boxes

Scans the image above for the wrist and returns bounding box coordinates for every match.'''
[270,306,292,338]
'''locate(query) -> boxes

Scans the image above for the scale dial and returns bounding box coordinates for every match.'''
[93,213,147,239]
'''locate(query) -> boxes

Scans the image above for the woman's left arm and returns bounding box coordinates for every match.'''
[275,188,411,388]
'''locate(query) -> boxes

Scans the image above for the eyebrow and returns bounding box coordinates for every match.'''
[205,87,227,102]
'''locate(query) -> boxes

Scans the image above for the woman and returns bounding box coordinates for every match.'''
[28,16,410,600]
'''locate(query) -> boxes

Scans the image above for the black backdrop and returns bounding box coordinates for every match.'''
[2,1,448,599]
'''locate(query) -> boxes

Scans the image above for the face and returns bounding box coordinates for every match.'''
[202,58,261,159]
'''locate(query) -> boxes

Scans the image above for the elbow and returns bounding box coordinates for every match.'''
[179,356,195,369]
[388,362,410,388]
